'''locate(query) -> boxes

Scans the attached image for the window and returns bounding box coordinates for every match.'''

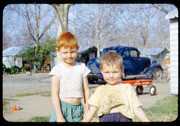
[130,50,138,57]
[121,50,129,58]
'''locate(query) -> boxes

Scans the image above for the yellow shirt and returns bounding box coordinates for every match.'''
[88,84,142,119]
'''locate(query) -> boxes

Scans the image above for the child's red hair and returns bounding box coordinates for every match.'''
[56,31,79,51]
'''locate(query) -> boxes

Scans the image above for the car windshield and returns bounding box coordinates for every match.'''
[101,47,128,58]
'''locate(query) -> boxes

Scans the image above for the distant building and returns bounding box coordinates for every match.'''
[138,48,170,68]
[3,46,29,68]
[166,8,178,95]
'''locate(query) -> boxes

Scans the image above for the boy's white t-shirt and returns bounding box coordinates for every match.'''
[49,62,91,98]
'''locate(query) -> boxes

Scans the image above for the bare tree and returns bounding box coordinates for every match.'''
[51,3,175,61]
[114,4,175,55]
[152,4,169,14]
[52,4,72,36]
[69,4,118,57]
[3,4,35,49]
[4,4,56,71]
[3,5,23,49]
[23,4,56,71]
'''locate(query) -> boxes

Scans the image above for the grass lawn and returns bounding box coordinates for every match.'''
[141,96,178,122]
[26,96,178,122]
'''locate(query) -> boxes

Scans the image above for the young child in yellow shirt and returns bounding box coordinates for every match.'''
[82,52,150,122]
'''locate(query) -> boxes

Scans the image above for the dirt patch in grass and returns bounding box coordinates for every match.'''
[3,95,52,122]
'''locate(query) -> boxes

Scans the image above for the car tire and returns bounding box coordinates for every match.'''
[136,86,143,95]
[153,68,163,80]
[149,85,156,96]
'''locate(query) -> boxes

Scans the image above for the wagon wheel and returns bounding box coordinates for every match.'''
[149,85,156,96]
[136,86,143,95]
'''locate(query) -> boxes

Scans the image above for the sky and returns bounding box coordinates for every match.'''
[3,3,177,49]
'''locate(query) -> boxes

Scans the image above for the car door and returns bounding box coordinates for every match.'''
[127,49,143,75]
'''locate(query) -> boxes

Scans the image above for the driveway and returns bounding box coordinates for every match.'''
[3,73,51,99]
[2,73,170,122]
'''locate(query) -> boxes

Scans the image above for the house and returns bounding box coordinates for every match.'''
[138,48,170,68]
[166,8,178,95]
[50,46,97,69]
[3,46,29,68]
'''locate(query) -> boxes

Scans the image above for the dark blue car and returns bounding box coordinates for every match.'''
[87,46,163,84]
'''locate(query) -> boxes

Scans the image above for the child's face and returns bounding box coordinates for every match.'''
[101,64,123,86]
[58,47,77,65]
[165,63,170,68]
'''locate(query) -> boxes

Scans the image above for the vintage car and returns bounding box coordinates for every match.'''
[87,46,163,84]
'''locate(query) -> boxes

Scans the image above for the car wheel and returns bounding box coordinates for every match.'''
[149,85,156,96]
[153,68,163,80]
[136,86,143,95]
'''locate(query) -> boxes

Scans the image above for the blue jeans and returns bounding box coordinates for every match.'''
[99,112,132,122]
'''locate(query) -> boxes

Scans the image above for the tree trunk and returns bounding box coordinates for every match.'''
[52,4,72,64]
[34,5,41,72]
[97,28,101,57]
[97,41,100,57]
[34,42,38,72]
[52,4,72,36]
[143,46,146,57]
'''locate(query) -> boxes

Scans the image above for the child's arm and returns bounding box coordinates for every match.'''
[51,76,66,122]
[133,106,150,122]
[82,105,98,122]
[82,76,90,119]
[167,74,170,82]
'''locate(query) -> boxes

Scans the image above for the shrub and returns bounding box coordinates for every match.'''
[5,68,11,74]
[3,65,22,74]
[3,64,6,73]
[10,66,20,74]
[23,64,31,71]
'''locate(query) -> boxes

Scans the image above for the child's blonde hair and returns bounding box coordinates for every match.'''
[163,58,170,65]
[56,31,79,51]
[100,51,123,70]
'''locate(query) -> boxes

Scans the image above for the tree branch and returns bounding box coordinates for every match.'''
[152,4,168,14]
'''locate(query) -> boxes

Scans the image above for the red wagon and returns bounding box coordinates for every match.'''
[121,77,156,96]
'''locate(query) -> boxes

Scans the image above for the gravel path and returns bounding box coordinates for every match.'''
[3,73,170,122]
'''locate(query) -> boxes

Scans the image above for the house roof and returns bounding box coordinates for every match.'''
[3,45,32,57]
[166,8,178,19]
[138,48,169,56]
[50,46,93,56]
[78,46,92,52]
